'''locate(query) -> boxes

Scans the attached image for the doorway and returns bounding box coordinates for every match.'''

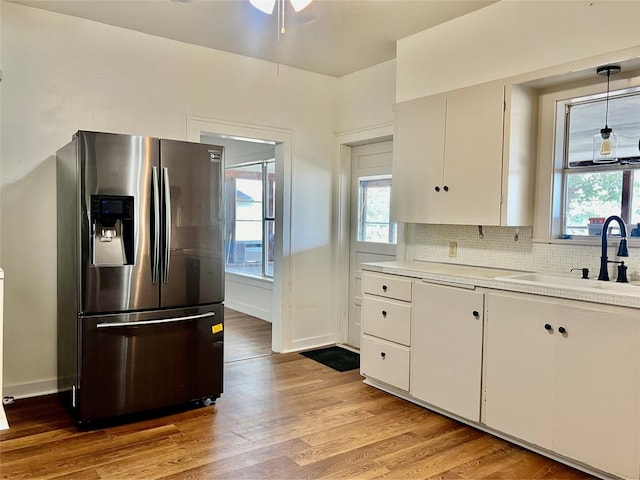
[188,116,293,356]
[347,141,397,348]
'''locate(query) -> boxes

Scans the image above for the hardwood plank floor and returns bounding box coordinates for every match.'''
[224,307,273,363]
[1,352,594,480]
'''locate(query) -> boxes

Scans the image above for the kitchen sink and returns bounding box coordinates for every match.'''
[496,272,640,296]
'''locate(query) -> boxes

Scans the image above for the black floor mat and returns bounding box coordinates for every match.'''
[300,346,360,372]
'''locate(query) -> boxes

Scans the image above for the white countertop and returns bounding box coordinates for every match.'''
[362,260,640,309]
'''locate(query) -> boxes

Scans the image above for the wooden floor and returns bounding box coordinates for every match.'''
[223,307,273,363]
[0,311,594,480]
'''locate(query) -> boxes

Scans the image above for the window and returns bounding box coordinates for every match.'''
[358,175,397,243]
[225,160,275,278]
[559,89,640,237]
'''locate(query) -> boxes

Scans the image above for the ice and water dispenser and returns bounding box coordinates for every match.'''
[91,195,134,266]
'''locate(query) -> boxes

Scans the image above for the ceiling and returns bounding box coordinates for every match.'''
[9,0,496,77]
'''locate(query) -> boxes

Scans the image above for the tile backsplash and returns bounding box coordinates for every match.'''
[411,224,640,282]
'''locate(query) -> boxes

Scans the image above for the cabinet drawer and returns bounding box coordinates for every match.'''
[361,335,410,391]
[362,296,411,346]
[363,273,412,301]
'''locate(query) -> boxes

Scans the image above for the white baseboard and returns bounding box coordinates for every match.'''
[224,300,272,323]
[283,334,336,353]
[4,378,58,400]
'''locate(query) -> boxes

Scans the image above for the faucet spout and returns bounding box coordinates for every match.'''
[598,215,629,281]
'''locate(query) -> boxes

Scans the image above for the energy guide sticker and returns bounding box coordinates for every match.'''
[212,323,223,334]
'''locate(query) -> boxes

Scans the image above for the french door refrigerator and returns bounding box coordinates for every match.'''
[57,131,224,424]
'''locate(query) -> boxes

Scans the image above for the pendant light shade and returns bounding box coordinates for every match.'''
[593,65,621,164]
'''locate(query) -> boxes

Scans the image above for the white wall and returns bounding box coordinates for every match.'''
[397,0,640,102]
[1,2,338,397]
[337,59,396,133]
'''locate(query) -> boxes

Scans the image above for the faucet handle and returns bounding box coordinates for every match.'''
[571,267,589,279]
[616,261,629,283]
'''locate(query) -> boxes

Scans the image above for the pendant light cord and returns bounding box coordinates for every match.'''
[605,69,611,128]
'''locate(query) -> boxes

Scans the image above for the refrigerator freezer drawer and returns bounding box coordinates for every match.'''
[76,305,223,423]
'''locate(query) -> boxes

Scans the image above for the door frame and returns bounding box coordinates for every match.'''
[188,116,293,354]
[334,124,405,345]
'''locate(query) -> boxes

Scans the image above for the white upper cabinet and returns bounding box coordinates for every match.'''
[391,81,536,226]
[391,94,446,224]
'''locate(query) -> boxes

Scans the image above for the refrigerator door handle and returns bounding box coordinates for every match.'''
[151,166,160,284]
[162,167,172,283]
[96,311,216,329]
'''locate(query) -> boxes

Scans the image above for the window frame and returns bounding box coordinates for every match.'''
[224,159,276,280]
[533,71,640,244]
[560,89,640,236]
[357,174,397,245]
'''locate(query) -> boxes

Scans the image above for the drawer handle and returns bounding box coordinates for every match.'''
[558,326,567,334]
[544,323,552,331]
[472,310,479,318]
[382,285,388,292]
[381,310,387,318]
[380,352,386,359]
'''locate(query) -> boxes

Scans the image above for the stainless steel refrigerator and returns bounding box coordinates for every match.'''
[57,131,224,424]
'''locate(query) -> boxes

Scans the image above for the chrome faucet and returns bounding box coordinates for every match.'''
[598,215,629,281]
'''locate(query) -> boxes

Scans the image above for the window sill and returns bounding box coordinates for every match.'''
[225,271,274,287]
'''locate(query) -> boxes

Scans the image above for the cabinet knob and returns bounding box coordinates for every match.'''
[434,186,440,192]
[380,352,386,359]
[443,185,449,192]
[544,323,552,331]
[472,310,479,318]
[558,326,567,334]
[381,310,387,318]
[382,285,388,292]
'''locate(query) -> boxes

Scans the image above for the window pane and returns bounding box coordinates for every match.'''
[264,219,275,277]
[567,93,640,165]
[631,171,640,227]
[224,160,276,279]
[564,171,622,236]
[266,161,276,219]
[358,176,397,244]
[225,165,264,277]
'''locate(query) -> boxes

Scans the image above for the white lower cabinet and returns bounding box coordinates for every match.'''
[361,272,412,391]
[411,282,484,422]
[360,269,640,480]
[485,291,640,479]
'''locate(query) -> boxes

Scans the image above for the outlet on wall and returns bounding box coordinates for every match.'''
[449,241,457,257]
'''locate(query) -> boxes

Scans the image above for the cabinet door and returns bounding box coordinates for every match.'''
[443,82,504,225]
[554,303,640,479]
[484,292,555,450]
[412,282,484,421]
[391,95,446,224]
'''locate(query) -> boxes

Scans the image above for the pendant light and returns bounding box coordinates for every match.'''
[593,65,621,163]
